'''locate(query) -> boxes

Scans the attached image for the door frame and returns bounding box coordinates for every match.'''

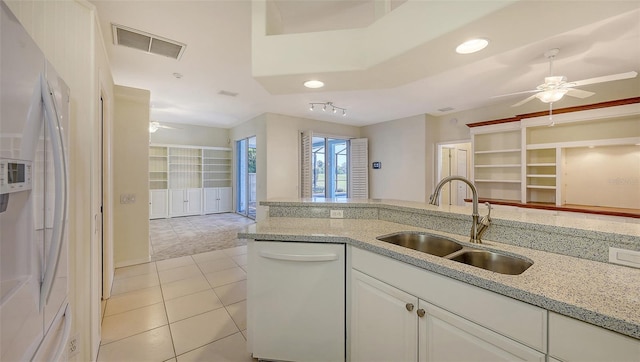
[435,140,471,205]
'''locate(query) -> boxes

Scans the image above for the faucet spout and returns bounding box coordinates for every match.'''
[429,176,491,243]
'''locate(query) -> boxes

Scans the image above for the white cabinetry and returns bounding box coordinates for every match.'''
[203,187,232,214]
[149,189,168,219]
[149,144,232,219]
[351,270,418,362]
[350,247,546,362]
[470,103,640,211]
[419,302,544,362]
[548,312,640,361]
[169,188,202,217]
[471,122,522,202]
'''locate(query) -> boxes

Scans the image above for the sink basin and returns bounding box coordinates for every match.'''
[377,232,463,257]
[448,250,533,275]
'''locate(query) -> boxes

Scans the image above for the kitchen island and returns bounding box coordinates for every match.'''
[240,198,640,361]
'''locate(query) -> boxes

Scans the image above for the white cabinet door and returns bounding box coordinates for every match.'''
[418,302,545,362]
[217,187,232,212]
[351,270,418,362]
[203,188,219,214]
[185,188,202,215]
[204,187,232,214]
[549,312,640,361]
[169,189,186,216]
[149,190,168,219]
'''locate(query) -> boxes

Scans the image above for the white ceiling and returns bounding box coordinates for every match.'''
[91,0,640,128]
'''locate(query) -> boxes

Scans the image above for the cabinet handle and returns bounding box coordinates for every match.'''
[405,303,414,311]
[417,309,425,317]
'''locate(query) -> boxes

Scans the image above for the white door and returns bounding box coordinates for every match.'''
[169,189,186,216]
[185,188,202,215]
[149,190,167,219]
[351,269,418,362]
[418,302,545,362]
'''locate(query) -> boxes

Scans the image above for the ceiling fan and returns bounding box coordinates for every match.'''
[494,48,638,108]
[149,121,179,133]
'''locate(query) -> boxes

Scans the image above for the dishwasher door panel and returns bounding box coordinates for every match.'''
[248,241,345,362]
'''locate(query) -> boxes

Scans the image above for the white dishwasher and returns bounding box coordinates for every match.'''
[247,240,345,362]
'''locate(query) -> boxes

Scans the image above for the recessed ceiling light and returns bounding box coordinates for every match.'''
[173,72,183,79]
[304,80,324,89]
[456,38,489,54]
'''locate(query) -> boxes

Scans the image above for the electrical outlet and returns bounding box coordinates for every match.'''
[330,210,344,218]
[67,335,79,358]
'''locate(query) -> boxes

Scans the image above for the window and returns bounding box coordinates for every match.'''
[301,132,368,199]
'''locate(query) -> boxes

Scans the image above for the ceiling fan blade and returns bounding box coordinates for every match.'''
[565,88,595,99]
[158,125,177,129]
[570,71,638,87]
[491,89,539,99]
[511,94,538,107]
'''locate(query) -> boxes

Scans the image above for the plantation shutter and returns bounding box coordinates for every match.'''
[349,138,369,199]
[301,131,312,198]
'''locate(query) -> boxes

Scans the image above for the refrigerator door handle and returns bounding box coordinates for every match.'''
[39,75,68,309]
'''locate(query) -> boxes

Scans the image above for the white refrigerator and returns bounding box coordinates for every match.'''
[0,2,71,361]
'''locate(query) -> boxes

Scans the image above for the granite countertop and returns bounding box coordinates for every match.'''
[239,216,640,340]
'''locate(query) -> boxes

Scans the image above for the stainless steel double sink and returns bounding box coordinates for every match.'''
[376,232,533,275]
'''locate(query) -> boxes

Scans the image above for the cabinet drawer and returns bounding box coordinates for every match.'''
[549,312,640,361]
[351,247,547,352]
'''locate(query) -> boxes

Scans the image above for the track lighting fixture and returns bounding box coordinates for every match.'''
[309,102,347,117]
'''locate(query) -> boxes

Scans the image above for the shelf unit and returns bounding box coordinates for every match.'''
[148,144,232,219]
[149,146,168,190]
[524,147,559,205]
[470,102,640,212]
[471,123,522,202]
[169,147,202,189]
[202,148,232,188]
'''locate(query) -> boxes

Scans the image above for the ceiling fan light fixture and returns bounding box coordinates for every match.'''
[456,38,489,54]
[536,89,567,103]
[149,121,159,133]
[304,80,325,89]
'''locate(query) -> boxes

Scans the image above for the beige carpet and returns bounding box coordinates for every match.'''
[149,213,255,261]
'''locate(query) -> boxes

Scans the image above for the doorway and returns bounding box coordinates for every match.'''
[436,141,471,206]
[236,136,256,219]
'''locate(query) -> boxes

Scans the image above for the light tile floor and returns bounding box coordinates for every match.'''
[98,245,256,362]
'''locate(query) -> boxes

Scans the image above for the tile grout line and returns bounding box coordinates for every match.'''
[157,259,178,361]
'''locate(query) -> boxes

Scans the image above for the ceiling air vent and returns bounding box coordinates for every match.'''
[112,23,186,60]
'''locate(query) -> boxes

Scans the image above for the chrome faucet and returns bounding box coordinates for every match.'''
[429,176,492,244]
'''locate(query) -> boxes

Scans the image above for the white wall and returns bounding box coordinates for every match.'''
[4,1,110,360]
[113,86,150,267]
[361,115,427,202]
[150,122,230,148]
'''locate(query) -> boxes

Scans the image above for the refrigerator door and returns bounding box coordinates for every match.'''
[42,62,70,333]
[0,2,46,360]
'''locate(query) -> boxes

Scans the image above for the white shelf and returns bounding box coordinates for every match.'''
[474,149,521,154]
[475,179,521,183]
[527,185,556,190]
[527,163,556,167]
[475,164,521,168]
[526,174,556,178]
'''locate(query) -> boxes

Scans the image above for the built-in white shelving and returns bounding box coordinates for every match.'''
[149,144,232,219]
